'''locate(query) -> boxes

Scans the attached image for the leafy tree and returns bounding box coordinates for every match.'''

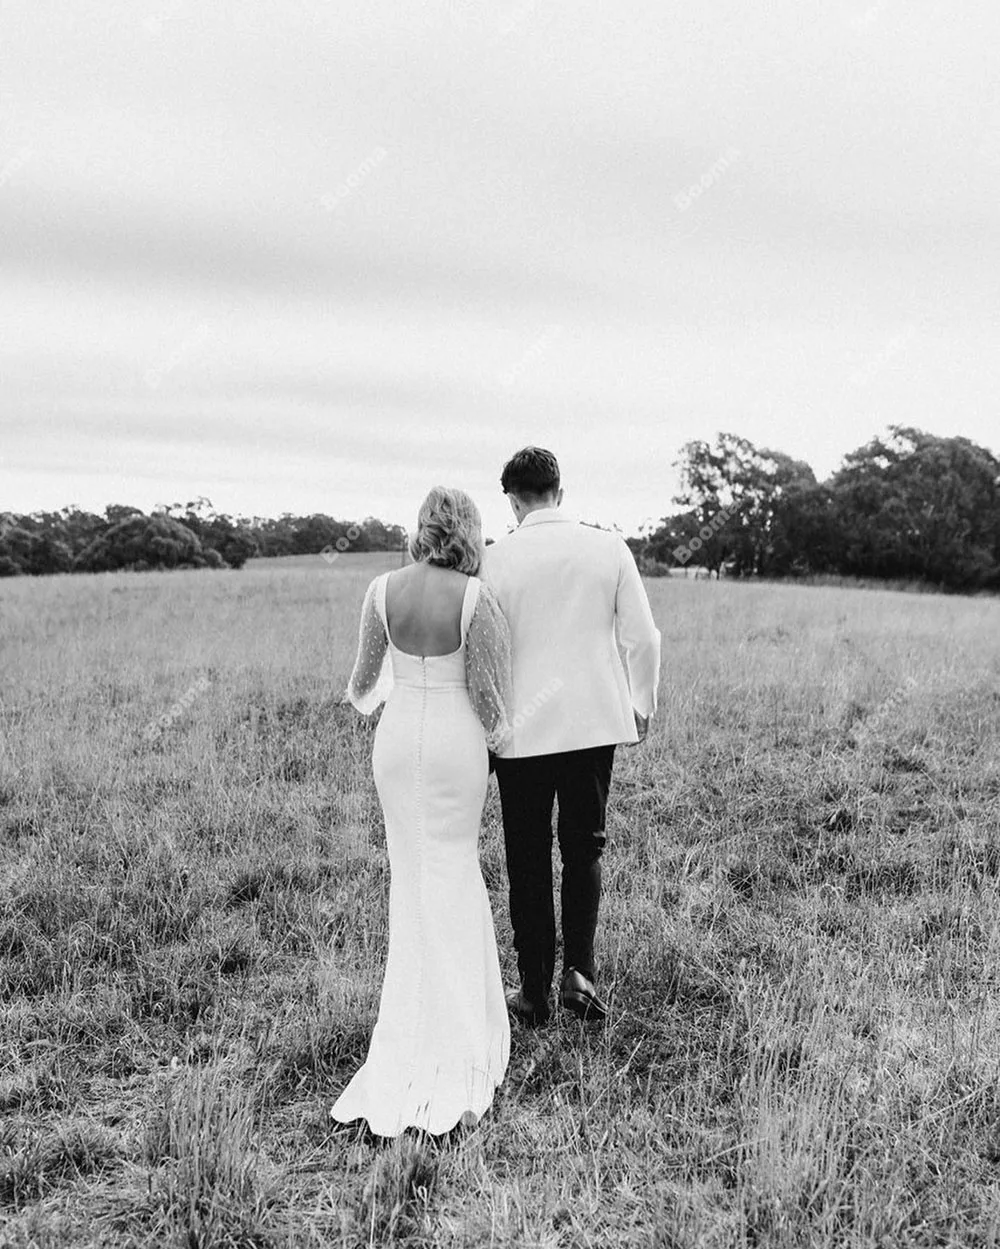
[0,499,408,575]
[250,514,297,558]
[765,480,841,577]
[636,509,703,568]
[0,525,73,575]
[239,511,406,558]
[73,515,220,572]
[104,504,146,527]
[749,450,820,577]
[197,517,258,569]
[649,433,815,576]
[14,429,996,592]
[633,425,999,590]
[0,526,42,575]
[57,507,109,557]
[2,506,109,566]
[155,499,259,569]
[292,514,354,556]
[359,516,408,552]
[831,426,1000,589]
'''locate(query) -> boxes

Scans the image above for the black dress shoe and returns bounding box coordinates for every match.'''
[560,968,607,1022]
[505,987,550,1026]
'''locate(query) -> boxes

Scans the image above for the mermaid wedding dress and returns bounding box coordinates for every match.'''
[331,571,514,1136]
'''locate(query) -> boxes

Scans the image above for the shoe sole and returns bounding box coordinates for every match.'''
[561,991,607,1022]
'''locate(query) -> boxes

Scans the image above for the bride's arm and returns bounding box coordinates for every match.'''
[465,583,514,753]
[344,576,392,714]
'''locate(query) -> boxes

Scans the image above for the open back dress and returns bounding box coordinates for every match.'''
[331,570,514,1136]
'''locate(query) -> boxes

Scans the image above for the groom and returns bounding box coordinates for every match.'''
[483,447,661,1024]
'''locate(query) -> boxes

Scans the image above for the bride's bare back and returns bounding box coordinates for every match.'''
[383,563,470,657]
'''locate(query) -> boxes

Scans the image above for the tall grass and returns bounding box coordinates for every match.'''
[1,554,998,1246]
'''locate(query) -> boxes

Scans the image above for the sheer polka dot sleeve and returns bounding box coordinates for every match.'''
[464,581,514,753]
[344,575,393,714]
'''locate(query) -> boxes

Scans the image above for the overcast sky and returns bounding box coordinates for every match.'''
[1,0,997,540]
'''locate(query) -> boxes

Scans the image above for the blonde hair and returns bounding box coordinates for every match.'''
[408,486,484,575]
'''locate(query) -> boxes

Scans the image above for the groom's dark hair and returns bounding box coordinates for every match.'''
[501,446,560,500]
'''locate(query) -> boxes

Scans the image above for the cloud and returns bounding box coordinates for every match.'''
[1,0,998,531]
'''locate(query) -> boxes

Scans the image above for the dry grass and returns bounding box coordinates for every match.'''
[1,553,999,1247]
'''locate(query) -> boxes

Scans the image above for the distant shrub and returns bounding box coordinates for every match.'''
[0,527,73,576]
[73,515,222,573]
[202,547,227,569]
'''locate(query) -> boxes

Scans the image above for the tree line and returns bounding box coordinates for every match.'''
[627,425,1000,592]
[3,425,998,592]
[0,498,407,577]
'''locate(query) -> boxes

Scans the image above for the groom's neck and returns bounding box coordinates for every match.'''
[517,495,560,523]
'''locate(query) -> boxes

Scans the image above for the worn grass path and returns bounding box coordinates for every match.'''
[1,555,999,1247]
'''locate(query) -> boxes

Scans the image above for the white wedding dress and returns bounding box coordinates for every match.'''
[331,571,513,1137]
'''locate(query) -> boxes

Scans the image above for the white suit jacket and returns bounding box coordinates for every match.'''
[482,508,661,758]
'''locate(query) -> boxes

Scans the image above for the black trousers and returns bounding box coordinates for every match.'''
[493,744,615,1006]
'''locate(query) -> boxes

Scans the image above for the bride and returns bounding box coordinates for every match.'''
[331,486,514,1137]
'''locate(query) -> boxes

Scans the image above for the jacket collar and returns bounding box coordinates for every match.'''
[515,506,578,530]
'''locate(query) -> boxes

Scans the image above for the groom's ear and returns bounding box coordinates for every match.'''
[555,487,564,506]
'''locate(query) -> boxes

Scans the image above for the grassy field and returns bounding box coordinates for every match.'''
[2,552,999,1248]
